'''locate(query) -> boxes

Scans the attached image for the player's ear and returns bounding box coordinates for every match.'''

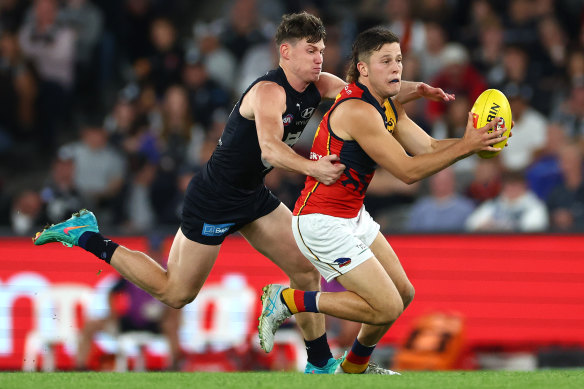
[357,61,368,77]
[280,43,290,60]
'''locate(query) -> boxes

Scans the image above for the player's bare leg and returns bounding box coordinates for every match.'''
[33,210,221,309]
[352,233,415,346]
[241,203,343,373]
[240,204,325,338]
[259,232,413,374]
[109,228,221,308]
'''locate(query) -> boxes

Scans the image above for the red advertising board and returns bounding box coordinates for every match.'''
[1,234,584,370]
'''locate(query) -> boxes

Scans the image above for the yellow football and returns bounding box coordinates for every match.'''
[470,89,512,159]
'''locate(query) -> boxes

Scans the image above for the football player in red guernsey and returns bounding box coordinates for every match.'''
[259,27,506,374]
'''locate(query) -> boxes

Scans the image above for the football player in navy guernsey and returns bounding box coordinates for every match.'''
[34,12,454,373]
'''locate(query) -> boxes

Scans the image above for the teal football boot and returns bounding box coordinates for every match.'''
[305,351,346,374]
[33,209,99,247]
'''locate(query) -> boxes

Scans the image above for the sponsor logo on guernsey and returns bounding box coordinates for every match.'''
[301,107,315,119]
[202,223,235,237]
[334,257,352,268]
[283,114,294,126]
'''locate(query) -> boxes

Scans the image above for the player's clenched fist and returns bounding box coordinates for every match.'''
[311,154,345,185]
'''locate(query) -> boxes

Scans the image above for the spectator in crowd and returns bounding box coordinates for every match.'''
[458,0,498,49]
[537,15,569,73]
[116,0,155,65]
[465,170,549,232]
[156,84,204,170]
[431,94,477,183]
[426,43,487,124]
[19,0,76,149]
[407,167,475,232]
[235,36,278,96]
[472,19,505,86]
[76,236,183,371]
[499,83,547,172]
[0,30,37,153]
[546,143,584,231]
[39,147,83,224]
[565,49,584,91]
[64,122,126,223]
[182,50,231,130]
[146,85,203,227]
[104,85,160,164]
[0,0,30,33]
[9,189,44,235]
[465,158,502,205]
[550,77,584,143]
[60,0,104,114]
[416,21,449,81]
[503,0,539,50]
[382,0,425,55]
[218,0,270,63]
[114,153,158,234]
[135,17,184,99]
[191,21,237,92]
[525,122,568,201]
[494,44,548,114]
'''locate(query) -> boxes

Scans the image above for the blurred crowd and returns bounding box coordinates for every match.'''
[0,0,583,236]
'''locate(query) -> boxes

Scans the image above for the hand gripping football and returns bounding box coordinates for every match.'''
[470,89,512,159]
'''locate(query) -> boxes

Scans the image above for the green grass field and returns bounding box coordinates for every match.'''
[2,370,584,389]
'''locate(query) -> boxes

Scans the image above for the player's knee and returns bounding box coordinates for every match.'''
[371,298,404,325]
[402,284,415,309]
[289,266,321,291]
[159,290,197,309]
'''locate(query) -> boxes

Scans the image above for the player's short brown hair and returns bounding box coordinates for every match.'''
[275,12,326,46]
[346,27,400,83]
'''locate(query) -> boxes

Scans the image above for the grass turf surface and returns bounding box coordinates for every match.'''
[2,370,584,389]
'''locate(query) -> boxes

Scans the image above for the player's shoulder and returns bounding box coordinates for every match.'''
[248,80,286,103]
[333,98,384,126]
[339,97,377,112]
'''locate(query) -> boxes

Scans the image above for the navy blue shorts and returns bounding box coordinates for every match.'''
[181,176,281,245]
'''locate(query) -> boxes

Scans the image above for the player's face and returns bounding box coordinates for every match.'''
[366,42,402,98]
[288,39,325,83]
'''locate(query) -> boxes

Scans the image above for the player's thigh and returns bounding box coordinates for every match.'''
[336,255,401,311]
[369,232,413,299]
[239,203,315,276]
[165,228,221,299]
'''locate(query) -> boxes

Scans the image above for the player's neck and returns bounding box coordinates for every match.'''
[358,77,386,106]
[280,63,311,93]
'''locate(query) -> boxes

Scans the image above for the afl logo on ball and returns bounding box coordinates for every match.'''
[301,107,315,119]
[282,114,293,126]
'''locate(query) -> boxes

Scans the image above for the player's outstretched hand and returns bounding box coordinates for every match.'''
[416,82,455,102]
[463,112,507,154]
[312,154,345,185]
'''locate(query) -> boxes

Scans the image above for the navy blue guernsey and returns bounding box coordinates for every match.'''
[203,67,321,191]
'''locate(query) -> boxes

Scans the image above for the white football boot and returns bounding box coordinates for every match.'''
[336,361,401,375]
[258,284,292,353]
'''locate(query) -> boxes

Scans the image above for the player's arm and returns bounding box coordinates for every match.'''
[333,99,505,184]
[395,81,455,104]
[250,82,344,185]
[315,73,454,104]
[391,98,460,155]
[315,72,347,99]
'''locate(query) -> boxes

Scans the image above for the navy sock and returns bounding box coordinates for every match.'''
[78,231,119,264]
[305,333,333,368]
